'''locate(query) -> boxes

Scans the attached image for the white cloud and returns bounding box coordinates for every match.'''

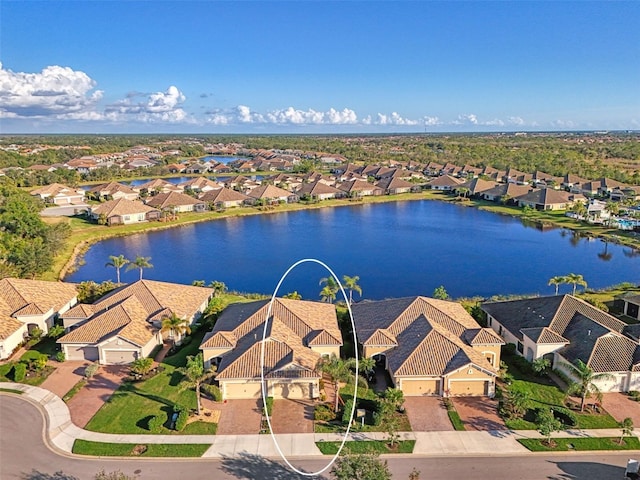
[508,116,525,126]
[374,112,420,126]
[423,116,441,126]
[0,62,103,118]
[208,105,358,126]
[105,86,192,123]
[453,114,479,125]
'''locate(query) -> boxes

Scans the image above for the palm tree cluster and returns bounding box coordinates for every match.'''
[319,275,362,304]
[105,254,153,282]
[548,273,588,295]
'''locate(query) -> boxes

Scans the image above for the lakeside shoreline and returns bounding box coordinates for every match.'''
[51,190,640,283]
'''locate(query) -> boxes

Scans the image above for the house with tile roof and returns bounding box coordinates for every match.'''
[86,182,139,201]
[199,187,250,208]
[88,198,161,225]
[144,191,207,213]
[247,184,298,204]
[58,280,213,364]
[352,297,503,397]
[296,180,346,200]
[482,295,640,392]
[426,175,465,191]
[30,183,86,205]
[338,179,384,197]
[179,177,222,193]
[515,188,587,211]
[375,177,416,195]
[200,298,341,400]
[132,178,181,195]
[0,278,78,360]
[620,294,640,322]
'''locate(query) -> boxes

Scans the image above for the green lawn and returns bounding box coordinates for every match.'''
[518,436,640,452]
[84,329,217,435]
[316,440,415,455]
[21,337,59,360]
[72,439,210,457]
[0,337,60,385]
[62,379,87,403]
[0,388,24,394]
[501,355,619,430]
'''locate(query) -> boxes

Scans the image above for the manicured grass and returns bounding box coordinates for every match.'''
[62,379,87,403]
[0,388,24,394]
[21,337,59,360]
[316,440,415,455]
[72,439,210,457]
[84,329,218,435]
[447,410,466,431]
[518,437,640,452]
[501,355,619,430]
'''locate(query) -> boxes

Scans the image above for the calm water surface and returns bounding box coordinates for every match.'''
[66,201,640,300]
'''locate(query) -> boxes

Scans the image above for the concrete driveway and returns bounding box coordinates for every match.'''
[452,396,506,431]
[602,393,640,425]
[40,204,88,217]
[214,399,263,435]
[404,396,454,431]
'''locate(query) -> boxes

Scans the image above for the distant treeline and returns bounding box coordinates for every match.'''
[1,133,639,185]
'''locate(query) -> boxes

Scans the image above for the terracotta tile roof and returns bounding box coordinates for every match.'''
[375,177,414,190]
[87,181,137,196]
[180,177,221,190]
[0,278,77,315]
[515,188,586,206]
[13,303,48,316]
[338,179,383,194]
[199,187,249,204]
[90,198,159,217]
[296,181,343,196]
[134,179,175,191]
[353,297,496,378]
[0,297,23,340]
[58,296,153,346]
[94,280,213,320]
[204,298,340,380]
[426,175,464,187]
[61,304,96,319]
[145,191,204,209]
[31,183,82,197]
[247,184,292,200]
[467,328,505,345]
[457,178,499,195]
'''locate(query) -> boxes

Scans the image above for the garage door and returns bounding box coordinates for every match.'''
[270,382,311,399]
[224,382,262,399]
[66,345,99,361]
[401,379,440,396]
[103,350,137,365]
[449,380,487,396]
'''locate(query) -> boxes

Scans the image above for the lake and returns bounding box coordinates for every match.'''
[66,201,640,300]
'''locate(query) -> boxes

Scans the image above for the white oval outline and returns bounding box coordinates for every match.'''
[260,258,358,477]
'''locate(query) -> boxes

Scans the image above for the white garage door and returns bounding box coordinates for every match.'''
[103,350,137,365]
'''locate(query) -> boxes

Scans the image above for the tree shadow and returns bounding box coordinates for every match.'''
[21,471,79,480]
[546,460,624,479]
[221,452,327,479]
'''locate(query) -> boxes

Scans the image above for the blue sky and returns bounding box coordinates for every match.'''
[1,1,638,133]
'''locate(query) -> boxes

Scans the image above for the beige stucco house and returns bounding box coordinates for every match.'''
[352,297,503,397]
[482,295,640,393]
[200,298,342,400]
[0,278,78,360]
[88,198,161,225]
[58,280,213,364]
[31,183,86,205]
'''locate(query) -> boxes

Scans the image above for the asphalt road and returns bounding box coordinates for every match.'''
[0,394,634,480]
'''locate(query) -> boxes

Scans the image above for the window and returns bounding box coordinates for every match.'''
[517,342,524,354]
[487,317,492,326]
[498,325,503,336]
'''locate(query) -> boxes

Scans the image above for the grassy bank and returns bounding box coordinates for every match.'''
[316,440,415,455]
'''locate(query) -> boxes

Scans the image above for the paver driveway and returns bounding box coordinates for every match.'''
[602,393,640,426]
[40,360,89,398]
[270,399,315,434]
[66,365,128,428]
[215,399,263,435]
[452,396,506,431]
[403,397,453,431]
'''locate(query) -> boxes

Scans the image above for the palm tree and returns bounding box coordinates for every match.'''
[192,280,205,287]
[208,281,227,297]
[342,275,362,304]
[564,359,614,412]
[548,276,565,295]
[565,273,587,295]
[318,355,366,413]
[320,285,337,303]
[283,291,302,300]
[160,313,191,349]
[105,254,129,283]
[605,201,620,227]
[619,417,634,445]
[179,353,217,415]
[126,255,153,280]
[570,201,588,220]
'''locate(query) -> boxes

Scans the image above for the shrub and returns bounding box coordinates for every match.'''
[265,396,274,416]
[174,409,188,431]
[551,406,577,427]
[84,363,99,379]
[55,351,66,363]
[180,336,193,347]
[314,404,336,422]
[202,384,222,402]
[28,354,49,372]
[502,343,517,356]
[13,363,27,382]
[148,414,165,433]
[29,327,44,341]
[342,399,355,425]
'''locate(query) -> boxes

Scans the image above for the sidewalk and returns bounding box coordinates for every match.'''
[1,382,637,459]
